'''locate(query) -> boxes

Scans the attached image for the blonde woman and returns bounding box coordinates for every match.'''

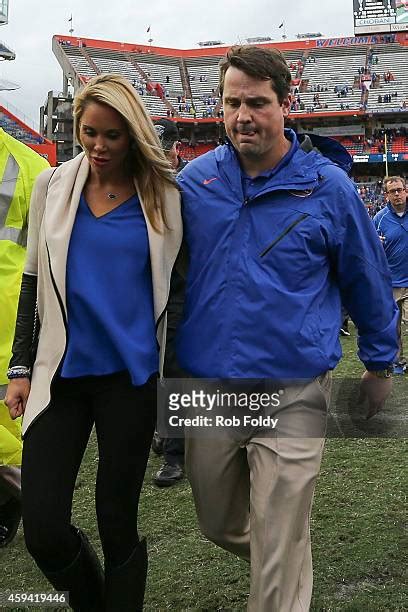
[5,74,182,611]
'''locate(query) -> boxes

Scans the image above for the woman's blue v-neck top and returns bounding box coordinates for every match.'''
[60,192,158,385]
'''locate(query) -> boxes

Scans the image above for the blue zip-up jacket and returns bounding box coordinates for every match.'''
[176,130,398,379]
[373,203,408,287]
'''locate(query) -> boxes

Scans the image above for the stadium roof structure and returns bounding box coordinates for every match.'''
[53,31,408,57]
[0,39,15,60]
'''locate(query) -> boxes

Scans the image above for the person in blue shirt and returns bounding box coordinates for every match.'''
[176,46,398,612]
[5,74,182,611]
[374,176,408,372]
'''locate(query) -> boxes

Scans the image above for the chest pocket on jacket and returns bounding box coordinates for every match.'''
[260,213,309,258]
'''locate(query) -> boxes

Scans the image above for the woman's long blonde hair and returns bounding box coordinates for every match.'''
[73,73,176,231]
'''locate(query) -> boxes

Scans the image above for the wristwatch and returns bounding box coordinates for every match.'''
[370,367,393,378]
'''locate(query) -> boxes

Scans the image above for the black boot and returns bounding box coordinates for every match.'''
[0,497,21,547]
[0,466,22,547]
[40,528,104,611]
[105,538,148,612]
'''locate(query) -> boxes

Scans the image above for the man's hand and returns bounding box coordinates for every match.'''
[4,379,31,419]
[358,370,392,420]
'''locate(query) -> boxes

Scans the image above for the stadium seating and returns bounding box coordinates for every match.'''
[293,47,367,113]
[0,107,45,144]
[50,35,408,167]
[366,43,408,111]
[55,37,408,120]
[334,136,365,155]
[61,43,97,80]
[179,142,215,160]
[391,135,408,152]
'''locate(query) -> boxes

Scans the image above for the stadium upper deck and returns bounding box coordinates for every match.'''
[53,32,408,119]
[50,32,408,168]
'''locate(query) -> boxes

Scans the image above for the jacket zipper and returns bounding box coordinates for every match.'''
[260,213,309,258]
[46,243,68,329]
[30,301,39,362]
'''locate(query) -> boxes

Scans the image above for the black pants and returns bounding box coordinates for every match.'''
[163,437,185,466]
[163,271,188,468]
[22,371,156,571]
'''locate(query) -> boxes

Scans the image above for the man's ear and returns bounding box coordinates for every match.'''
[282,94,292,118]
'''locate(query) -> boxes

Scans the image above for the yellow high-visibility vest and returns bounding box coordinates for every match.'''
[0,128,49,465]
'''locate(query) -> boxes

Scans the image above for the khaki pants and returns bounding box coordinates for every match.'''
[186,374,331,612]
[393,287,408,363]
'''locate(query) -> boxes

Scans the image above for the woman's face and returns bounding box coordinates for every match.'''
[79,101,131,176]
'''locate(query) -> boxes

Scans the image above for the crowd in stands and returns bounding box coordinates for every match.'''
[370,126,408,152]
[201,92,222,118]
[335,85,353,96]
[288,60,303,72]
[356,180,386,216]
[57,37,408,122]
[383,70,395,83]
[290,91,330,112]
[138,68,223,119]
[291,96,305,112]
[378,92,399,104]
[335,127,408,155]
[310,83,329,93]
[202,107,223,118]
[335,84,354,110]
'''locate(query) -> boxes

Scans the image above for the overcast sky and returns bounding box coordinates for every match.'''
[0,0,355,130]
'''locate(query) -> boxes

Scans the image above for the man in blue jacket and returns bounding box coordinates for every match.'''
[176,46,398,612]
[373,176,408,373]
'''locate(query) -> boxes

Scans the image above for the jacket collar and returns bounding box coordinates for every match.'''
[387,202,407,218]
[44,153,89,312]
[215,130,326,202]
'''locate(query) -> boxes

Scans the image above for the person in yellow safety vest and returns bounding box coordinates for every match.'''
[0,127,49,547]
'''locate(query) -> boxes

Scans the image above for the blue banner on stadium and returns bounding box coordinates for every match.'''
[353,152,408,163]
[316,34,396,47]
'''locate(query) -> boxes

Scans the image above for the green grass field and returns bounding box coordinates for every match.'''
[1,324,407,611]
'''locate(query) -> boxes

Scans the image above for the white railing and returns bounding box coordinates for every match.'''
[0,96,39,132]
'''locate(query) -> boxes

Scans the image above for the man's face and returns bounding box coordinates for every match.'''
[165,142,179,170]
[222,66,291,173]
[385,179,407,214]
